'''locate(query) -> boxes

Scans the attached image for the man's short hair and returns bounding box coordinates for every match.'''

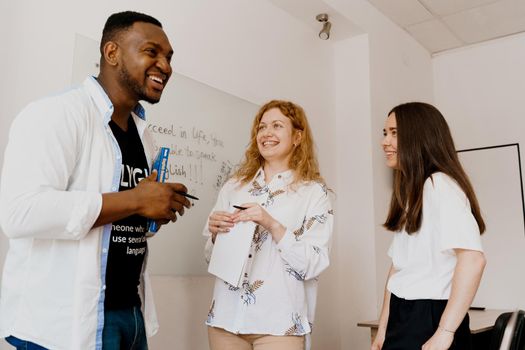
[100,11,163,54]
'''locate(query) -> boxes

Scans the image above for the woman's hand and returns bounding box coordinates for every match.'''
[231,203,286,241]
[371,328,385,350]
[208,211,234,243]
[370,340,382,350]
[421,329,454,350]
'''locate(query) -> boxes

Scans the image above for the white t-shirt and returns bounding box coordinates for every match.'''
[387,172,483,300]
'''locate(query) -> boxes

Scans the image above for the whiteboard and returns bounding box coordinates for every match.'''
[72,34,258,275]
[458,144,525,309]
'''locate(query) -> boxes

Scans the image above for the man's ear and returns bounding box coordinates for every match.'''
[102,41,119,67]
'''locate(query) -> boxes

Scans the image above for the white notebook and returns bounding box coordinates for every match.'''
[208,221,255,287]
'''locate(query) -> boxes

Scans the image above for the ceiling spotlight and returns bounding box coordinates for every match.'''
[316,13,331,40]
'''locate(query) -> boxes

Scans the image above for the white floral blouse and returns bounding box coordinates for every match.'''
[203,168,334,336]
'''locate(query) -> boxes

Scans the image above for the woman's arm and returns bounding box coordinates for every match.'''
[372,264,396,350]
[422,249,486,350]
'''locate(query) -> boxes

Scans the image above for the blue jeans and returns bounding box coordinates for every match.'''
[102,306,148,350]
[5,336,48,350]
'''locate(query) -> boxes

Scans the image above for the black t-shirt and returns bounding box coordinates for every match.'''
[105,117,149,310]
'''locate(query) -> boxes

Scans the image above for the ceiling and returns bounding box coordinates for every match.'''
[367,0,525,54]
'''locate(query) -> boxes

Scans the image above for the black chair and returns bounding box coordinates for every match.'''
[490,310,525,350]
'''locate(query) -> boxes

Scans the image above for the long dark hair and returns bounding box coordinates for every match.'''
[383,102,485,234]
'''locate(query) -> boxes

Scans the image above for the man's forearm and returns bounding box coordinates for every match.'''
[93,190,141,228]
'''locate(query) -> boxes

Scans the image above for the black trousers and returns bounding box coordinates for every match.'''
[383,294,471,350]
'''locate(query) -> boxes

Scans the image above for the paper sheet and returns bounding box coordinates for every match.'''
[208,221,255,287]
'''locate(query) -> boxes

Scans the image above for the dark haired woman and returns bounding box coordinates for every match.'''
[372,102,486,350]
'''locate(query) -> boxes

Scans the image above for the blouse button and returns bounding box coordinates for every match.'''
[248,254,252,258]
[278,175,282,179]
[244,273,248,277]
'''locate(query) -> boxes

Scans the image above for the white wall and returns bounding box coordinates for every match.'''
[433,32,525,150]
[326,0,434,327]
[333,34,376,348]
[433,32,525,310]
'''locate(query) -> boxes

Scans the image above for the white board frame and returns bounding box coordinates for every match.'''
[458,143,525,309]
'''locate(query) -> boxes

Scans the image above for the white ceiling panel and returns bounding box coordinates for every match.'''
[367,0,433,26]
[420,0,500,16]
[443,0,525,43]
[407,19,463,52]
[364,0,525,54]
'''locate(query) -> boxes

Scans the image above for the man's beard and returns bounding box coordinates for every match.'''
[118,64,160,104]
